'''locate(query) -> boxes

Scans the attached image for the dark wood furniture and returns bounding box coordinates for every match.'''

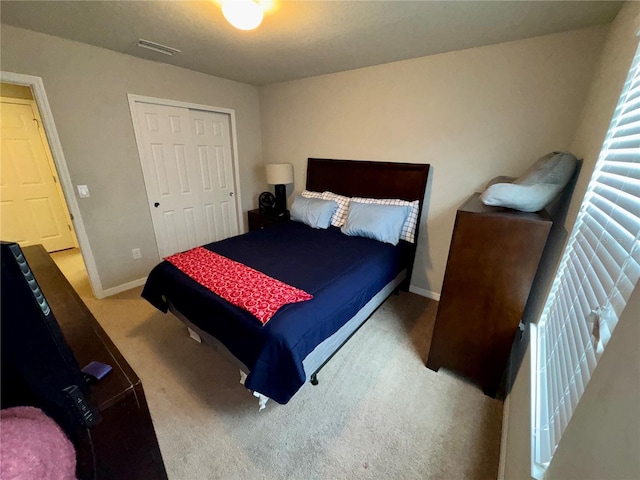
[247,208,290,231]
[23,246,168,480]
[307,158,430,290]
[426,193,552,396]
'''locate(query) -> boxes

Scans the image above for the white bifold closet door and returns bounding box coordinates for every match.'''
[134,102,238,258]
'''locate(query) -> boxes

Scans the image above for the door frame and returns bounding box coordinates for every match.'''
[0,71,103,297]
[1,96,79,249]
[127,94,244,254]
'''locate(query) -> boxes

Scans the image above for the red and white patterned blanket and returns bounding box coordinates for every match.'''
[165,247,313,325]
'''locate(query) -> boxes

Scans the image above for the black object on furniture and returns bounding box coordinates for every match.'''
[1,241,100,437]
[248,208,290,231]
[426,193,552,397]
[1,244,168,480]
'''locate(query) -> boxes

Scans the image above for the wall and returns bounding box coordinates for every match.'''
[502,3,640,479]
[0,25,263,292]
[259,27,606,296]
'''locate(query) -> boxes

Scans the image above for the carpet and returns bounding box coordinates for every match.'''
[52,249,503,480]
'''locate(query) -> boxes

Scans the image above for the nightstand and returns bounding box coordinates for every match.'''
[247,209,290,231]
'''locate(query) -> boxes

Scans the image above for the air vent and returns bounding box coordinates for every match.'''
[137,39,181,56]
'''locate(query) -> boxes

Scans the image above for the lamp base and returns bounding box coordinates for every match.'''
[274,184,287,214]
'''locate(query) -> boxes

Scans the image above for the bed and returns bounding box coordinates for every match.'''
[142,158,430,405]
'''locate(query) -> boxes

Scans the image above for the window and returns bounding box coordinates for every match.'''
[531,44,640,477]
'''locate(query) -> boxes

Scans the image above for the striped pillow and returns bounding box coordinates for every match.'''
[350,197,420,243]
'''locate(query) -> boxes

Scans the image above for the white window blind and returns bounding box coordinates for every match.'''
[532,44,640,477]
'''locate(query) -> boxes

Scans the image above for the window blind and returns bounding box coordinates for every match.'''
[532,44,640,477]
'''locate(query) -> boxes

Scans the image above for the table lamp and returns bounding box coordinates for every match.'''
[266,163,294,214]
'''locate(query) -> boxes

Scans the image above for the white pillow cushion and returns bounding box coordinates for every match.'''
[351,197,420,243]
[321,191,350,227]
[481,152,578,212]
[341,202,410,246]
[301,189,324,199]
[481,183,564,212]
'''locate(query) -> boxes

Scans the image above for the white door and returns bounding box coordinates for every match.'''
[134,101,239,258]
[0,100,76,252]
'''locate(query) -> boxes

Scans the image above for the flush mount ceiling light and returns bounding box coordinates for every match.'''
[222,0,264,31]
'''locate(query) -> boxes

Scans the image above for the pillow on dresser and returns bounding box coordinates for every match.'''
[351,197,420,243]
[290,196,338,229]
[341,202,410,245]
[480,152,578,212]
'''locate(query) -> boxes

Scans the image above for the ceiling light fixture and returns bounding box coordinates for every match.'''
[222,0,264,31]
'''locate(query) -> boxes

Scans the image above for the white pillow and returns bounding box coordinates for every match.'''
[321,191,350,227]
[301,189,323,199]
[351,197,420,243]
[481,152,578,212]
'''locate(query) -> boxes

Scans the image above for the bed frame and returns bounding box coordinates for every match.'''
[172,158,430,402]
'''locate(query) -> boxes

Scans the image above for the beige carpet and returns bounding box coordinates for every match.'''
[52,249,503,480]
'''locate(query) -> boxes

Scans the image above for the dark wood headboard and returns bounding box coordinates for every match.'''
[306,158,430,203]
[306,158,431,290]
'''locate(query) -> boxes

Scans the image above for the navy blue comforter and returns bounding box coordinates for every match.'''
[142,221,408,404]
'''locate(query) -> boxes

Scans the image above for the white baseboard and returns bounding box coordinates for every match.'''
[409,285,441,301]
[97,276,147,298]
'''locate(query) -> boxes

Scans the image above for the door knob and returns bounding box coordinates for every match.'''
[229,192,234,197]
[154,202,160,208]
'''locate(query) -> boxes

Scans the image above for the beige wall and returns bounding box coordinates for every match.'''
[502,3,640,479]
[0,25,263,291]
[259,27,607,295]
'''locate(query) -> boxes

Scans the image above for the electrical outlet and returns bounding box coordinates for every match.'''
[77,185,90,198]
[132,248,142,260]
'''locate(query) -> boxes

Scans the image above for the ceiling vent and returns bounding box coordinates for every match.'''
[137,39,181,56]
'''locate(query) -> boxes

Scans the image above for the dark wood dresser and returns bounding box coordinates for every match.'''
[426,193,552,396]
[23,246,168,480]
[248,208,290,231]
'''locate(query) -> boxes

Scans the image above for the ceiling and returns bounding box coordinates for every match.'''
[0,1,623,86]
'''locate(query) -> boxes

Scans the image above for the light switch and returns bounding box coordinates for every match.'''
[77,185,90,198]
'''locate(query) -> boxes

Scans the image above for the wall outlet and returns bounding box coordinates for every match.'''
[77,184,90,198]
[131,248,142,260]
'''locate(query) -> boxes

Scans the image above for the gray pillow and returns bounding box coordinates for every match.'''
[290,196,338,229]
[481,152,578,212]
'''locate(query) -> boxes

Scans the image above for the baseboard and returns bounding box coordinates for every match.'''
[498,394,510,480]
[97,276,147,298]
[409,285,441,301]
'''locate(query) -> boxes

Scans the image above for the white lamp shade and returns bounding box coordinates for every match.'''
[266,163,294,185]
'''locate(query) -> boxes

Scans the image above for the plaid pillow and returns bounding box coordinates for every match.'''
[301,190,323,199]
[321,191,350,227]
[350,197,420,243]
